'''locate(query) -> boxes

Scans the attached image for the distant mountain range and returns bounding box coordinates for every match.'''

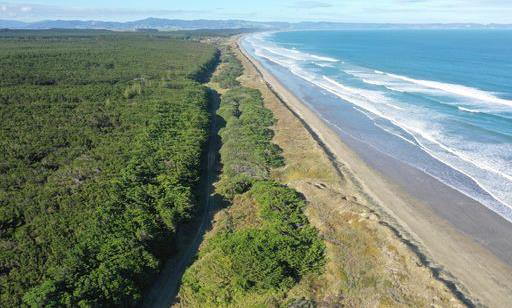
[1,18,511,31]
[0,18,282,30]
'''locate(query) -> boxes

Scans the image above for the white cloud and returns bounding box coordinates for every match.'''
[289,1,333,9]
[0,2,206,21]
[20,6,32,13]
[0,1,510,23]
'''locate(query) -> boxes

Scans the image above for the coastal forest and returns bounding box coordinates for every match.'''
[0,29,326,307]
[0,30,218,306]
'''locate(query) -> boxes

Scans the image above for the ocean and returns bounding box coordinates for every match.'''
[242,30,512,223]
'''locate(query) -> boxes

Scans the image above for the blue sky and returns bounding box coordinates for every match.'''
[1,0,511,23]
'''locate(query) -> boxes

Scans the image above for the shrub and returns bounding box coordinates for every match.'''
[123,82,143,99]
[217,87,284,198]
[212,48,244,89]
[179,181,325,306]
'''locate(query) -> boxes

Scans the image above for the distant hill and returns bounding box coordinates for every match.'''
[1,18,511,31]
[0,20,28,28]
[292,22,512,30]
[0,18,284,30]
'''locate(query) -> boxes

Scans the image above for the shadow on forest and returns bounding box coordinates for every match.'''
[142,87,227,308]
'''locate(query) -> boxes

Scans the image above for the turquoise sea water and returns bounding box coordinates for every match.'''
[242,30,512,223]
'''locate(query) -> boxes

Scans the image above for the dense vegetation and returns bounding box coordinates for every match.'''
[212,48,244,89]
[217,87,284,197]
[179,47,325,306]
[180,182,325,306]
[212,48,283,196]
[0,31,218,306]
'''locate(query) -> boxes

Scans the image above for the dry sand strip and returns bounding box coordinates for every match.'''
[234,36,512,308]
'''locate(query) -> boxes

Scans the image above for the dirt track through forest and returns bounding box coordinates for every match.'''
[142,89,220,308]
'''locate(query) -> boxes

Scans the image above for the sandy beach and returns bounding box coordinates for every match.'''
[238,36,512,307]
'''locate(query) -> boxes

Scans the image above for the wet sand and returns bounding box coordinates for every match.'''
[239,37,512,307]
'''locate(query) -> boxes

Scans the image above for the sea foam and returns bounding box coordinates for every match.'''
[458,106,481,113]
[242,33,512,222]
[387,73,512,107]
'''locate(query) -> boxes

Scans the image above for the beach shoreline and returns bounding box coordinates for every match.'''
[237,35,512,307]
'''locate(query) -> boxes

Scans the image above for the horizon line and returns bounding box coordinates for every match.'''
[1,17,512,26]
